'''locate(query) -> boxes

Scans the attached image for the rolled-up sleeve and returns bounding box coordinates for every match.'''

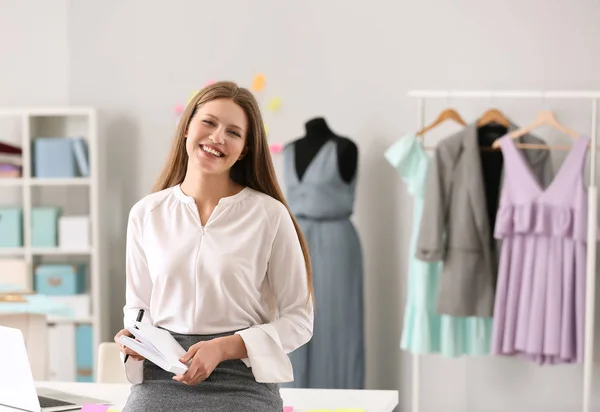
[235,205,314,383]
[120,205,154,384]
[416,146,449,262]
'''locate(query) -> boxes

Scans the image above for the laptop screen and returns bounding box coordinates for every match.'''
[0,326,41,411]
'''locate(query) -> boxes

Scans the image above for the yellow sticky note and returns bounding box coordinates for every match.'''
[335,409,365,412]
[252,74,266,91]
[188,89,199,103]
[267,97,282,111]
[264,123,269,136]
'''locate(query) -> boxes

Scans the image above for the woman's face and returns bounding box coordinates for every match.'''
[185,98,248,177]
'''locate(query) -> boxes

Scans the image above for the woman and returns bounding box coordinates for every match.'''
[114,81,314,411]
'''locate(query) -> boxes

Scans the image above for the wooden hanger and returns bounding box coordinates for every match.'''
[477,108,510,128]
[416,108,466,137]
[491,110,579,150]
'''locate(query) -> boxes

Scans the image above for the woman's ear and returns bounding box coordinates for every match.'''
[238,145,248,161]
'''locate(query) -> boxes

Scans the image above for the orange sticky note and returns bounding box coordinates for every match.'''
[252,74,266,91]
[267,97,282,111]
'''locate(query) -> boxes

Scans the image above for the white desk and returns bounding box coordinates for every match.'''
[35,381,399,412]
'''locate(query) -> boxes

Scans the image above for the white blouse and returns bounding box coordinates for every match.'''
[121,185,314,384]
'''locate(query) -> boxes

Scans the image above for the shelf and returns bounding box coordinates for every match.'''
[0,247,25,255]
[0,178,91,187]
[29,178,91,186]
[47,316,94,325]
[31,248,92,256]
[0,178,23,186]
[0,248,92,256]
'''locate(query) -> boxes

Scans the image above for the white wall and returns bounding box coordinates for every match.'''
[0,0,69,106]
[4,0,600,410]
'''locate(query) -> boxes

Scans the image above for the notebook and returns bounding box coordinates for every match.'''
[117,322,189,375]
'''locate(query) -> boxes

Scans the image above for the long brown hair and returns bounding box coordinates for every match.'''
[153,81,314,304]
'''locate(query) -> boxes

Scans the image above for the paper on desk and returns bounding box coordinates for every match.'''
[81,405,109,412]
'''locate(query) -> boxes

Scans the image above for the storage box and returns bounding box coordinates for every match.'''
[34,264,86,295]
[58,216,90,250]
[48,323,76,382]
[75,324,94,382]
[32,207,61,247]
[0,258,30,292]
[46,294,90,322]
[0,208,23,247]
[33,137,77,178]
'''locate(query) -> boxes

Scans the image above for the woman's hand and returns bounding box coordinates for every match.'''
[173,340,223,385]
[114,328,145,361]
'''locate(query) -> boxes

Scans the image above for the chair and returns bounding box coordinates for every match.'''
[96,342,129,383]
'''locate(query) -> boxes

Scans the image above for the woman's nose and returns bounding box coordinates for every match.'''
[210,129,225,144]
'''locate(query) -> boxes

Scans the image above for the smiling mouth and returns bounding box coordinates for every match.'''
[200,144,225,157]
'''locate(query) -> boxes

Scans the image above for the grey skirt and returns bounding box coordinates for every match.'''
[122,329,283,412]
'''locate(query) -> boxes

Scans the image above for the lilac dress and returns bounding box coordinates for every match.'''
[491,134,592,364]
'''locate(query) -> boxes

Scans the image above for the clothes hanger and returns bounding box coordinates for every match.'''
[477,108,511,128]
[416,108,467,138]
[491,110,579,150]
[417,108,467,151]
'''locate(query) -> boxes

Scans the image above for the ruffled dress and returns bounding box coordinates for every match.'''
[491,134,594,364]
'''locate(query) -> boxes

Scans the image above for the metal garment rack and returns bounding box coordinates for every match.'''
[407,90,599,412]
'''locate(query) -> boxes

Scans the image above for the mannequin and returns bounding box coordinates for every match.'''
[282,117,365,390]
[293,117,358,183]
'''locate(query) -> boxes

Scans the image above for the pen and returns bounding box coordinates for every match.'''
[124,309,145,363]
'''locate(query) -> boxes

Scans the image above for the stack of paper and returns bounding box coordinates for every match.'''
[118,322,189,375]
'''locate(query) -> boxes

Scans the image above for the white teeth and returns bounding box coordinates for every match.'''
[202,145,223,157]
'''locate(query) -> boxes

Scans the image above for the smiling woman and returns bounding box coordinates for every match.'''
[114,81,315,412]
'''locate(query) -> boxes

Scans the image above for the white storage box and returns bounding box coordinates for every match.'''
[46,294,91,322]
[58,215,90,250]
[0,259,30,292]
[48,323,76,381]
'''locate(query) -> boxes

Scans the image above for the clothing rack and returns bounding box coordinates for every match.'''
[407,90,599,412]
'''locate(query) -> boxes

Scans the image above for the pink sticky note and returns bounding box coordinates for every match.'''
[174,104,184,115]
[81,405,109,412]
[204,79,216,87]
[269,143,283,154]
[283,406,294,412]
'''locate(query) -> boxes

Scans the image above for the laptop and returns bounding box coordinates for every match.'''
[0,325,106,411]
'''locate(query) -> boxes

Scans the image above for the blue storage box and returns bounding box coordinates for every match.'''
[31,207,61,247]
[0,208,23,247]
[34,264,86,295]
[33,137,77,178]
[75,324,94,382]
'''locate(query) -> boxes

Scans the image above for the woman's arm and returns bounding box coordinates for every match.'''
[233,203,314,383]
[120,204,154,384]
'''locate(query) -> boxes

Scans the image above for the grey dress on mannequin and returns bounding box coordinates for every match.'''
[282,138,365,389]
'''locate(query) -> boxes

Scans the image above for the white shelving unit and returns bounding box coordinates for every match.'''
[0,107,102,381]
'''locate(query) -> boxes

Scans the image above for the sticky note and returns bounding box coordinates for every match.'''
[264,123,269,136]
[107,409,122,412]
[204,79,216,87]
[267,97,282,111]
[174,104,184,115]
[283,407,294,412]
[188,90,199,103]
[81,405,109,412]
[334,409,365,412]
[252,74,266,91]
[269,143,283,154]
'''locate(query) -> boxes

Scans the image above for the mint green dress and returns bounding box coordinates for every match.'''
[385,134,492,357]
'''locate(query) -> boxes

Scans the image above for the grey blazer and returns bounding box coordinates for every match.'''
[415,122,553,317]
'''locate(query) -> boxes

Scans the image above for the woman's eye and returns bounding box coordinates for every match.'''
[202,120,215,126]
[228,130,241,137]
